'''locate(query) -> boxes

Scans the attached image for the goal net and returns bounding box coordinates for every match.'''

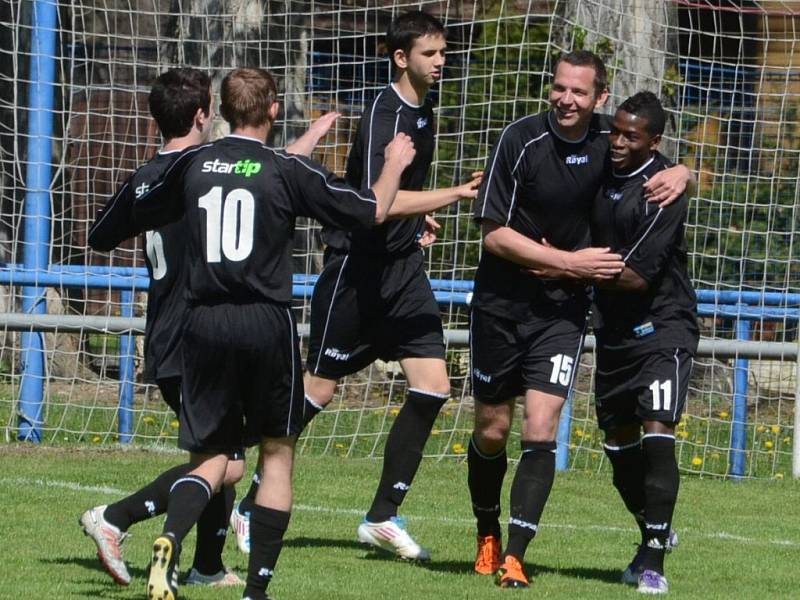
[0,0,797,479]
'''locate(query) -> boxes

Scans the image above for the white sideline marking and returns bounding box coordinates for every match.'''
[3,477,798,549]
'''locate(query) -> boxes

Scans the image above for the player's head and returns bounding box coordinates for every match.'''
[610,91,665,172]
[148,68,213,143]
[386,11,446,89]
[220,68,279,134]
[550,50,609,135]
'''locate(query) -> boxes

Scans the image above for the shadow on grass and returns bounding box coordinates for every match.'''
[43,555,148,587]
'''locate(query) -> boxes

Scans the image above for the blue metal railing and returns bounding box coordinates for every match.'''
[2,264,797,478]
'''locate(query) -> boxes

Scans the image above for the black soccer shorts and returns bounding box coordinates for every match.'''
[594,347,693,431]
[177,302,303,455]
[470,304,588,404]
[157,377,181,416]
[306,249,445,379]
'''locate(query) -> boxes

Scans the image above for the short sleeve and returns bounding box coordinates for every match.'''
[276,151,376,231]
[622,194,688,283]
[473,126,524,226]
[88,176,137,251]
[132,151,194,231]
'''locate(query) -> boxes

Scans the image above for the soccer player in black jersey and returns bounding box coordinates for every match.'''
[81,68,341,589]
[283,11,481,561]
[469,51,695,588]
[80,68,247,588]
[589,92,697,594]
[132,67,413,600]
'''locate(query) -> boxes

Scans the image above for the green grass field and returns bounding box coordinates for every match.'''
[1,445,798,599]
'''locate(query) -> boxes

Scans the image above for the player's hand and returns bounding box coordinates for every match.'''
[307,111,341,140]
[385,133,416,170]
[644,164,693,207]
[528,246,624,280]
[417,214,440,248]
[566,247,625,280]
[456,171,483,199]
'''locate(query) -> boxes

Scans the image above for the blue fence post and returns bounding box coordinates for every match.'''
[556,391,574,471]
[730,315,751,478]
[118,290,135,443]
[18,0,58,442]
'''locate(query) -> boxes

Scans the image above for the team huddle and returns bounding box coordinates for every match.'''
[79,10,698,600]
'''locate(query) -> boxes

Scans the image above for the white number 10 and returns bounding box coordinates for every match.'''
[198,186,255,263]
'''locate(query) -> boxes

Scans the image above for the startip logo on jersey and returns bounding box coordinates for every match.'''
[565,154,589,165]
[201,158,263,177]
[135,182,150,199]
[416,117,428,129]
[606,189,623,202]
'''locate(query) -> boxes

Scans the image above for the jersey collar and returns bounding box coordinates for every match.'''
[390,82,425,109]
[226,133,265,144]
[547,110,589,144]
[612,155,656,179]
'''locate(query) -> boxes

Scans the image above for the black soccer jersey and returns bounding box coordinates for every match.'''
[132,134,378,306]
[472,110,612,321]
[322,83,435,255]
[591,152,698,355]
[88,151,188,381]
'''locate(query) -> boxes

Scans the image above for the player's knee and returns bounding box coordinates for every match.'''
[473,423,510,454]
[304,373,337,406]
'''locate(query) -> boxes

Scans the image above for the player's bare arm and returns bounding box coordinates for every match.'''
[285,111,341,157]
[481,220,625,279]
[370,132,416,223]
[594,266,648,291]
[386,171,483,218]
[644,163,695,206]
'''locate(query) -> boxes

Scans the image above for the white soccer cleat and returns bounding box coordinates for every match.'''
[356,516,431,561]
[230,502,251,554]
[79,505,131,585]
[184,567,244,587]
[637,569,669,594]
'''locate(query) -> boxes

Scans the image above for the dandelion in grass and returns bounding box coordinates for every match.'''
[677,430,689,439]
[92,435,101,444]
[691,456,702,467]
[764,440,774,449]
[431,429,440,436]
[774,473,784,480]
[574,428,584,438]
[142,416,155,425]
[335,443,345,449]
[783,436,792,445]
[718,410,729,419]
[390,408,400,416]
[452,443,466,454]
[770,425,780,434]
[757,425,766,433]
[170,419,179,429]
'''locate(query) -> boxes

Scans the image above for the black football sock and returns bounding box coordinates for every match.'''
[504,441,556,562]
[244,505,290,600]
[191,483,235,575]
[468,435,507,538]
[301,394,324,430]
[239,471,261,515]
[103,463,191,531]
[640,434,679,575]
[603,439,647,541]
[365,389,447,522]
[162,474,214,545]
